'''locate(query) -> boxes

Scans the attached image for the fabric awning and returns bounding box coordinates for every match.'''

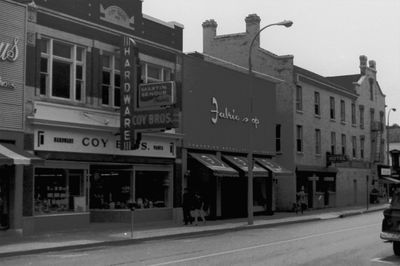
[380,177,400,184]
[189,153,239,177]
[0,144,44,165]
[255,158,292,175]
[222,155,269,177]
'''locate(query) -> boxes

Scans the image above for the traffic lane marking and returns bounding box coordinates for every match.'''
[147,223,379,266]
[371,257,399,265]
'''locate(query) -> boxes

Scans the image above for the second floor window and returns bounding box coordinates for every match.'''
[40,38,86,101]
[330,97,335,120]
[352,136,357,158]
[331,132,336,154]
[360,106,365,129]
[315,129,321,155]
[340,100,346,123]
[101,54,121,107]
[296,85,303,111]
[360,136,365,159]
[351,103,356,125]
[276,124,281,153]
[314,92,320,116]
[142,63,172,83]
[296,125,303,153]
[341,134,346,155]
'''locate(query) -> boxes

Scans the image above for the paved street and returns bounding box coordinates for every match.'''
[0,211,397,266]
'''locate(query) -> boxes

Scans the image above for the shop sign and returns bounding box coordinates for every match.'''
[377,165,391,178]
[210,97,261,128]
[132,108,179,130]
[326,152,348,166]
[120,36,138,150]
[100,4,135,30]
[138,81,175,108]
[0,38,19,62]
[35,129,176,158]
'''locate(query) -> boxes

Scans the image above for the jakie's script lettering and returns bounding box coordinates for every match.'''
[210,97,260,128]
[0,38,19,62]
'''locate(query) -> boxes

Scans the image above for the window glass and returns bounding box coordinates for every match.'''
[53,41,72,59]
[147,65,161,80]
[34,168,85,215]
[52,60,71,98]
[135,171,170,208]
[40,38,49,53]
[76,47,84,61]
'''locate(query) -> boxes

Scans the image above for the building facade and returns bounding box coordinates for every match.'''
[202,14,387,210]
[181,52,290,218]
[11,0,184,234]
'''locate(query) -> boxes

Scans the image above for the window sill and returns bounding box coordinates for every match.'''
[314,114,321,119]
[296,110,304,114]
[341,121,347,125]
[297,151,304,155]
[330,119,336,122]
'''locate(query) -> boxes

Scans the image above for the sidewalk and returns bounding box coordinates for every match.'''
[0,203,388,258]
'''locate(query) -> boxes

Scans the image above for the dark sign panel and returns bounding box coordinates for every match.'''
[120,36,138,150]
[182,54,276,154]
[131,108,179,130]
[326,152,348,166]
[138,81,175,108]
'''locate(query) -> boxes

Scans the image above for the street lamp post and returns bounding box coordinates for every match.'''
[387,108,396,165]
[247,20,293,225]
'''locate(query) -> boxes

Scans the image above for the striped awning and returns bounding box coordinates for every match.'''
[0,144,43,165]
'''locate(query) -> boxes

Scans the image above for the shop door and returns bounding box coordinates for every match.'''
[0,168,10,230]
[221,177,247,218]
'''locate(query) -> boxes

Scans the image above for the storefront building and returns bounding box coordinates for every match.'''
[13,0,183,234]
[201,14,387,210]
[181,53,291,219]
[0,0,45,234]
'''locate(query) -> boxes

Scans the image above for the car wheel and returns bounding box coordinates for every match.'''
[393,241,400,256]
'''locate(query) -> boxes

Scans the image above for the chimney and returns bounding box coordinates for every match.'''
[369,60,376,70]
[202,19,218,53]
[245,14,261,45]
[359,55,367,75]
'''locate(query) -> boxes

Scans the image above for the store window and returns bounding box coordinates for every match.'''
[135,170,171,209]
[90,169,131,209]
[101,53,121,107]
[39,38,86,101]
[34,168,86,215]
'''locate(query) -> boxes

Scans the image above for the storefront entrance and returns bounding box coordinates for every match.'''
[0,166,10,230]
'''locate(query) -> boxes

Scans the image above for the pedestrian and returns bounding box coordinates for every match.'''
[182,188,193,225]
[297,186,307,214]
[192,192,205,225]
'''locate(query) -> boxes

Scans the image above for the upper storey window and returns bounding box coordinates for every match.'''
[101,54,121,107]
[40,38,86,102]
[142,63,172,83]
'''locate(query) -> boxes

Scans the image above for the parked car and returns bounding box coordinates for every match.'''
[381,191,400,256]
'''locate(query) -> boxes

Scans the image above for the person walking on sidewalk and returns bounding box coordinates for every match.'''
[297,186,307,214]
[192,192,206,225]
[182,188,193,225]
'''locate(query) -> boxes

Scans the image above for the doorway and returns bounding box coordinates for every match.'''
[0,167,10,230]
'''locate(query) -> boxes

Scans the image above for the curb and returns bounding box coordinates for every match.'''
[0,207,386,258]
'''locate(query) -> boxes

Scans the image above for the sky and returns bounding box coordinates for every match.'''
[142,0,400,125]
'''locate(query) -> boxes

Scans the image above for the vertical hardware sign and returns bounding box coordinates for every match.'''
[120,36,138,150]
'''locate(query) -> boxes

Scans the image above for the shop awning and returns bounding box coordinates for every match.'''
[380,177,400,184]
[222,155,269,177]
[255,158,292,175]
[189,153,239,177]
[0,144,44,165]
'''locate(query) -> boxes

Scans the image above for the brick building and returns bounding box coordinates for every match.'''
[9,0,184,234]
[202,14,387,210]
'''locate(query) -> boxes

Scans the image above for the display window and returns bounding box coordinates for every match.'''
[135,170,171,209]
[90,169,131,209]
[34,168,86,215]
[89,165,173,210]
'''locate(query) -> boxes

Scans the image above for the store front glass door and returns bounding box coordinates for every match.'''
[0,167,10,230]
